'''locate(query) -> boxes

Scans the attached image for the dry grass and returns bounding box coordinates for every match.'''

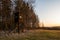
[0,29,60,40]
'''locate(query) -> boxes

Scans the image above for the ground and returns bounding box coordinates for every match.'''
[0,29,60,40]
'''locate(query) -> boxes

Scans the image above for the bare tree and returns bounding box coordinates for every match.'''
[0,0,40,33]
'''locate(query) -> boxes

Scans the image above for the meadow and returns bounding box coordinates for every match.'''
[0,29,60,40]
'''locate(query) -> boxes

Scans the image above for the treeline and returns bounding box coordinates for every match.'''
[0,0,39,33]
[39,27,60,30]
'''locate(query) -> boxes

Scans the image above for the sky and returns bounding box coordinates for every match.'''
[34,0,60,27]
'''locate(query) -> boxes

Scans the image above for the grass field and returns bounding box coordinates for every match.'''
[0,29,60,40]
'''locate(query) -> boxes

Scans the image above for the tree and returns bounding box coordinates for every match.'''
[1,0,11,31]
[0,0,40,33]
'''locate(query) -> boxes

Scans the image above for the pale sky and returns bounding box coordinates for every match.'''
[34,0,60,27]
